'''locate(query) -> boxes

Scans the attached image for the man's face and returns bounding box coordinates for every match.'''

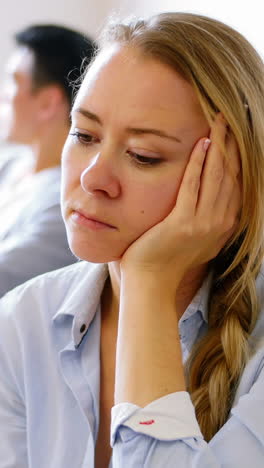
[0,46,40,144]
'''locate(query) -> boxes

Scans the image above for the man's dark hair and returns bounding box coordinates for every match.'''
[15,24,96,106]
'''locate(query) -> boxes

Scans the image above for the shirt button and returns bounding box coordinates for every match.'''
[80,323,86,333]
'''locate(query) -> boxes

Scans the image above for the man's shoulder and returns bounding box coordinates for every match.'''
[0,145,32,185]
[0,261,93,321]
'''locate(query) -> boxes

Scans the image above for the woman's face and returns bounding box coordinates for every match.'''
[61,45,209,262]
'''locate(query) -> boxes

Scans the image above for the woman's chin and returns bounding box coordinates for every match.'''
[69,243,124,264]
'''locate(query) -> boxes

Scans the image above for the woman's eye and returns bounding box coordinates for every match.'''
[127,150,162,166]
[69,131,98,145]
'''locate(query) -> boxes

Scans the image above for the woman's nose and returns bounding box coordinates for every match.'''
[80,152,121,198]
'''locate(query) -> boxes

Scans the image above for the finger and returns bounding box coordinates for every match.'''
[196,113,227,216]
[212,173,241,243]
[214,131,241,218]
[174,137,211,218]
[225,129,241,176]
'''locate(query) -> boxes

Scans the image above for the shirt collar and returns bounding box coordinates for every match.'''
[52,262,212,348]
[52,262,109,348]
[179,271,213,326]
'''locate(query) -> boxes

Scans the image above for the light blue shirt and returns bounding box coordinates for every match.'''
[0,261,264,467]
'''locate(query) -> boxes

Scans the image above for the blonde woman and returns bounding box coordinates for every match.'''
[0,12,264,468]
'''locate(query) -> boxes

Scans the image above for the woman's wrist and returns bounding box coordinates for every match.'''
[120,264,184,300]
[115,269,185,406]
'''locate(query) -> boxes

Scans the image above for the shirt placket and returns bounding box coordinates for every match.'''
[59,330,99,467]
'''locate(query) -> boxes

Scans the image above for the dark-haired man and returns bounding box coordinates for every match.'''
[0,25,95,296]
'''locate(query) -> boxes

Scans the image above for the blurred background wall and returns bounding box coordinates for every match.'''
[0,0,114,71]
[0,0,263,75]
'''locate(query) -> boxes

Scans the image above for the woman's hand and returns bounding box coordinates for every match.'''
[120,113,241,285]
[116,114,241,406]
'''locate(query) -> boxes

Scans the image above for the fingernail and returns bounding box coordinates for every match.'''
[203,138,211,152]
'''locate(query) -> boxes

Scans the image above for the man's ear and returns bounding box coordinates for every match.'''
[36,85,66,121]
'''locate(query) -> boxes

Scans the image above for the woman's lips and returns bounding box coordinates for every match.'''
[71,210,117,230]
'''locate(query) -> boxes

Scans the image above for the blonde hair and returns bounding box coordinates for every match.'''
[98,12,264,440]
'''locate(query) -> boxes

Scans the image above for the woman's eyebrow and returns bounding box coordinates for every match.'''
[71,107,101,124]
[126,127,182,143]
[71,107,182,143]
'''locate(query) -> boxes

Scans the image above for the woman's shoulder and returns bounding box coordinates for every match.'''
[247,264,264,370]
[254,263,264,334]
[256,262,264,291]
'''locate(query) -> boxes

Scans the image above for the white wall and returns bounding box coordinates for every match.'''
[0,0,263,73]
[109,0,264,59]
[0,0,114,73]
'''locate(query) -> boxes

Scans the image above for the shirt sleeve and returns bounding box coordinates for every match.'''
[0,201,75,297]
[110,364,264,467]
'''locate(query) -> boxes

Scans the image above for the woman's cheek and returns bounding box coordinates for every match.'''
[136,176,183,229]
[62,144,85,185]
